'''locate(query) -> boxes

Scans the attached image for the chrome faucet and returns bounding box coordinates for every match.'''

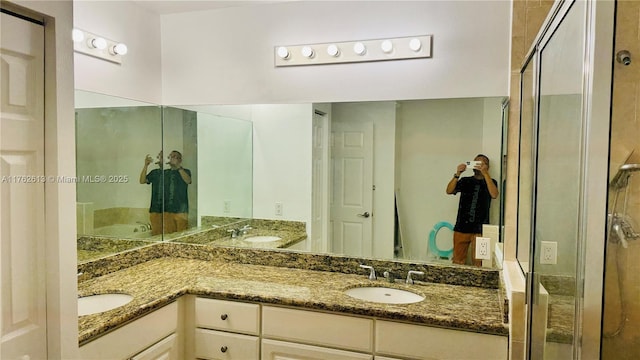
[383,271,396,283]
[406,270,424,284]
[136,221,151,232]
[227,228,239,238]
[359,264,377,280]
[239,224,252,235]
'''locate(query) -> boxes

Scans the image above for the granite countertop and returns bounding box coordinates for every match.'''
[78,256,508,345]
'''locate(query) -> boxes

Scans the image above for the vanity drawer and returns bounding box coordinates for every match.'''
[195,328,259,360]
[262,306,373,352]
[375,320,507,360]
[195,298,260,335]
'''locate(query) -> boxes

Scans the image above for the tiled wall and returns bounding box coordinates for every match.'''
[602,1,640,358]
[506,1,554,359]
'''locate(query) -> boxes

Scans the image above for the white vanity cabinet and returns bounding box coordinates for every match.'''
[261,306,374,360]
[194,297,260,359]
[79,301,180,360]
[375,320,508,360]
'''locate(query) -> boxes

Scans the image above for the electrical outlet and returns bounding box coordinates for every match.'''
[275,202,283,216]
[223,200,231,213]
[540,241,557,265]
[475,237,491,260]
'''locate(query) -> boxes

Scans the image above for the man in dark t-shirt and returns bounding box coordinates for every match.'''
[140,150,192,235]
[445,154,499,266]
[163,150,191,234]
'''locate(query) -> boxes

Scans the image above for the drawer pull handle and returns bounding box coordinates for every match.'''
[220,313,228,320]
[220,346,228,353]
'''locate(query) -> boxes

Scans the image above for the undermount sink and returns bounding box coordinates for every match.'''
[344,287,425,304]
[243,235,282,243]
[78,293,133,316]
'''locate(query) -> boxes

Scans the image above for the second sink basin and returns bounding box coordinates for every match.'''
[243,235,282,243]
[78,293,133,316]
[344,287,425,304]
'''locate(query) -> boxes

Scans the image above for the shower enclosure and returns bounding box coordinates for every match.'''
[601,0,640,357]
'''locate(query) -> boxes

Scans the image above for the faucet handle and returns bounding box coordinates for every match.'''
[359,264,377,280]
[406,270,425,284]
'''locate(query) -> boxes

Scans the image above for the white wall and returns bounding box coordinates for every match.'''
[74,0,163,104]
[160,1,510,105]
[197,113,253,220]
[252,104,314,224]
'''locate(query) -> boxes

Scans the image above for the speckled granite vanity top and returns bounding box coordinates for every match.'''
[78,243,508,345]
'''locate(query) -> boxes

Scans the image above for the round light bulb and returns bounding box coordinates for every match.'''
[381,40,393,54]
[72,29,84,42]
[327,44,340,57]
[89,37,107,50]
[409,38,422,52]
[111,43,128,55]
[277,46,290,59]
[353,42,366,56]
[301,46,314,58]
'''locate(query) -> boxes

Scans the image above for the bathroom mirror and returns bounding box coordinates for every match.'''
[76,90,506,267]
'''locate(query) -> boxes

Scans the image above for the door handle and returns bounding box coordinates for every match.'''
[357,212,370,218]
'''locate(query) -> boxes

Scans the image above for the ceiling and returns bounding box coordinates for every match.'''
[130,1,295,15]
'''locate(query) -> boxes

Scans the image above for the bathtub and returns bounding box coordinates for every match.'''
[92,223,153,239]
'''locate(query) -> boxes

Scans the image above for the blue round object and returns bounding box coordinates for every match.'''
[429,221,454,258]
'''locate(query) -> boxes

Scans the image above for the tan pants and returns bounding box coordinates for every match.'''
[149,212,188,235]
[164,212,188,234]
[452,231,482,267]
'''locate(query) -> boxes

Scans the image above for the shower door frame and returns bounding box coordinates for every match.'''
[517,0,615,358]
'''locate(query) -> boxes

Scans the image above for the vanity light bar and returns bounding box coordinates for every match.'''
[274,35,432,67]
[73,28,127,65]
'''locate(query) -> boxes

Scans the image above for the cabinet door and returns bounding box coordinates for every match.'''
[262,339,372,360]
[195,328,259,360]
[79,302,179,359]
[131,334,178,360]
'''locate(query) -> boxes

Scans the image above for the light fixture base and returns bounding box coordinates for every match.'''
[73,29,124,64]
[274,35,432,67]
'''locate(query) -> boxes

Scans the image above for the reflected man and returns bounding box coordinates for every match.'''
[164,150,192,234]
[139,150,192,235]
[445,154,499,266]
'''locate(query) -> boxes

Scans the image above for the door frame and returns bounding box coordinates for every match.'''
[1,1,78,358]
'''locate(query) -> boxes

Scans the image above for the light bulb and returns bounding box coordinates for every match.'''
[110,43,128,55]
[381,40,393,54]
[301,46,314,58]
[409,38,422,52]
[89,37,107,50]
[327,44,340,57]
[277,46,290,59]
[72,29,84,42]
[353,42,366,56]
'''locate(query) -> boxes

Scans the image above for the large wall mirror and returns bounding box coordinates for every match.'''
[76,90,507,268]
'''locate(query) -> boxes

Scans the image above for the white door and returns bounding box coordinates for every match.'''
[0,12,47,360]
[311,111,329,252]
[330,120,374,257]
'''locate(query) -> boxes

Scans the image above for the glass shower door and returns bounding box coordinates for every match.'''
[522,0,587,358]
